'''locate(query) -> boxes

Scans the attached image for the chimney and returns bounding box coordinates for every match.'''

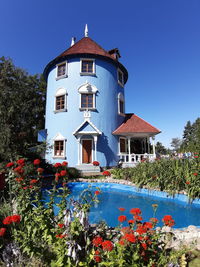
[71,37,76,46]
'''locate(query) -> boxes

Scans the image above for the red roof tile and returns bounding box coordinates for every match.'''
[57,37,114,60]
[44,37,128,82]
[113,114,161,135]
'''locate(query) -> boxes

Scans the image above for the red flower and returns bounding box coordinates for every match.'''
[14,166,24,174]
[130,208,142,215]
[55,173,61,181]
[30,179,38,184]
[141,243,147,250]
[60,170,67,176]
[92,236,103,247]
[23,186,28,190]
[102,240,114,251]
[15,177,23,183]
[11,215,21,223]
[95,190,100,195]
[143,222,153,230]
[136,225,147,235]
[102,170,111,177]
[93,161,100,166]
[94,251,101,263]
[134,215,143,221]
[56,234,67,238]
[33,159,41,165]
[194,156,198,158]
[3,216,12,225]
[58,223,64,228]
[62,161,68,166]
[186,181,190,185]
[16,159,25,166]
[37,168,44,174]
[118,215,127,223]
[0,228,6,237]
[150,218,158,224]
[124,233,136,243]
[6,162,14,167]
[118,207,125,211]
[54,163,62,168]
[162,215,175,227]
[128,219,135,224]
[193,173,198,176]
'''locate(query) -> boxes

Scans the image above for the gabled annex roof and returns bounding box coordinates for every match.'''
[113,114,161,136]
[73,120,102,136]
[43,37,128,83]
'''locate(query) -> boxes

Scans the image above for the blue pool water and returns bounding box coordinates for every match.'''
[43,182,200,228]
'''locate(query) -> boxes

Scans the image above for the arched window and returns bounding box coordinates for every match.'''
[53,133,66,159]
[78,82,98,110]
[54,88,67,112]
[118,93,125,115]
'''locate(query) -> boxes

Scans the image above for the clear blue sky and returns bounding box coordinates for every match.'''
[1,0,200,148]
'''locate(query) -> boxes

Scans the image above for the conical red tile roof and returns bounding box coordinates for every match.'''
[44,37,128,82]
[113,114,161,135]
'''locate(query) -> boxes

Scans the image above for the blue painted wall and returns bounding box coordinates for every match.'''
[45,57,126,167]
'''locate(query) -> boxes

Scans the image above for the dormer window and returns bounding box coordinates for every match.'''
[118,69,124,87]
[80,59,95,75]
[56,62,67,79]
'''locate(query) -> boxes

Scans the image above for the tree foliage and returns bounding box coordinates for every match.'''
[0,57,46,161]
[170,137,182,151]
[155,141,168,155]
[180,118,200,152]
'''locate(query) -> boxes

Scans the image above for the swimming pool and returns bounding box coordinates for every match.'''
[43,182,200,228]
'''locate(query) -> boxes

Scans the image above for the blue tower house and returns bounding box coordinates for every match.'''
[42,26,160,171]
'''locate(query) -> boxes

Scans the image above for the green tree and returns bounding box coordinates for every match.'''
[155,141,168,155]
[0,57,46,161]
[170,137,182,152]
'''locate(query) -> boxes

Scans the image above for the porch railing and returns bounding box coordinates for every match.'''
[119,153,155,163]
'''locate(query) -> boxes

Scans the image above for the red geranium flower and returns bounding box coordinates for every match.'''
[60,170,67,176]
[6,162,14,167]
[62,161,68,166]
[33,159,41,165]
[0,228,6,237]
[143,222,153,230]
[141,243,147,250]
[14,166,24,174]
[118,207,125,211]
[194,156,198,158]
[102,170,111,176]
[134,215,143,221]
[16,159,25,165]
[128,219,135,224]
[130,208,142,215]
[92,236,103,247]
[136,225,147,235]
[186,181,190,185]
[3,216,12,225]
[15,177,23,183]
[102,240,114,251]
[58,223,64,228]
[94,251,101,263]
[54,163,62,168]
[30,179,38,184]
[118,215,127,223]
[95,190,100,195]
[55,234,67,238]
[150,218,158,224]
[93,161,100,166]
[193,173,198,176]
[124,233,136,243]
[37,168,44,174]
[162,215,175,227]
[11,215,21,223]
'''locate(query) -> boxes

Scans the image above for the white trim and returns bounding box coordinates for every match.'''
[117,68,124,87]
[56,61,68,80]
[54,88,68,112]
[52,133,67,159]
[78,82,98,110]
[117,92,125,116]
[81,138,94,164]
[119,137,127,153]
[73,119,102,136]
[80,58,95,75]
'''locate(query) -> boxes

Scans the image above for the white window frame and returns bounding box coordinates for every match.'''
[56,61,68,80]
[80,58,95,75]
[117,68,124,87]
[78,82,98,110]
[118,92,125,116]
[54,88,67,113]
[119,137,127,154]
[52,133,66,159]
